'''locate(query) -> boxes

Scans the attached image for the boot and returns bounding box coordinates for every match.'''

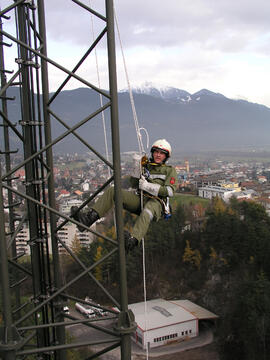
[124,230,138,254]
[70,206,99,232]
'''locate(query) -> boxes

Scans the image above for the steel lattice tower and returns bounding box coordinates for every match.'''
[0,1,136,359]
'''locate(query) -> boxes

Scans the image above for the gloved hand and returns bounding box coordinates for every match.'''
[124,231,139,253]
[141,155,148,167]
[139,177,160,196]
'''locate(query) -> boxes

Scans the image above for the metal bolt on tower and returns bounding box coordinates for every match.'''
[0,1,136,359]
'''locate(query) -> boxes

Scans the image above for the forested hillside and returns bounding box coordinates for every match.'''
[63,196,270,360]
[11,196,270,359]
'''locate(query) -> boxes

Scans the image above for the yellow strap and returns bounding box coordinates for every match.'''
[146,162,165,166]
[141,192,166,211]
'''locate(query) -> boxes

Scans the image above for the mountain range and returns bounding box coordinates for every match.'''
[3,85,270,156]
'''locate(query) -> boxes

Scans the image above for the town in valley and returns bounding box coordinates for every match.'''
[3,149,270,254]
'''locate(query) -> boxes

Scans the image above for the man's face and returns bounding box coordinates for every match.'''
[153,149,167,164]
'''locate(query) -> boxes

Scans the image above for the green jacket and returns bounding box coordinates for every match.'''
[130,162,178,199]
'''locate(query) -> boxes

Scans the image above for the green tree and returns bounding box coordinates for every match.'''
[220,271,270,360]
[94,245,103,282]
[70,234,81,255]
[182,240,202,269]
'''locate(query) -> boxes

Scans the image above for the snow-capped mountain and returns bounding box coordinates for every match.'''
[121,82,225,104]
[121,81,190,103]
[192,89,225,99]
[5,86,270,155]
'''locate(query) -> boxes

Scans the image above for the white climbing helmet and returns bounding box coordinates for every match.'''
[151,139,172,158]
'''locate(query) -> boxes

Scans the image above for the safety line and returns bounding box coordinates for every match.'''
[114,4,149,359]
[114,8,146,155]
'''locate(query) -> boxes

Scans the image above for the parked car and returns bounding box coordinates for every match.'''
[84,297,109,317]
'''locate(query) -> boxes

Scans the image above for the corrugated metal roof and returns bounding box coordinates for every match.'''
[169,300,218,320]
[128,299,218,332]
[128,298,197,332]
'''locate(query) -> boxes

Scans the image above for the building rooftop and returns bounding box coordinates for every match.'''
[128,298,218,332]
[170,299,218,320]
[199,185,237,193]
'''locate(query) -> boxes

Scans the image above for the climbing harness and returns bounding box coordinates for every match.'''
[141,160,172,220]
[139,190,172,221]
[163,197,172,220]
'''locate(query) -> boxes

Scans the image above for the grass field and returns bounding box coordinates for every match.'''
[173,193,210,207]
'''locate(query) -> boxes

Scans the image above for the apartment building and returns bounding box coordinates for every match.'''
[9,221,95,256]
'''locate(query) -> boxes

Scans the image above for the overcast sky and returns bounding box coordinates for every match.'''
[2,0,270,107]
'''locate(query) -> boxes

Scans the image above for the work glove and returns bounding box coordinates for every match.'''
[124,231,139,253]
[139,177,160,197]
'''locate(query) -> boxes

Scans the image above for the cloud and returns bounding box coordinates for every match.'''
[38,0,270,53]
[114,0,270,52]
[2,0,270,106]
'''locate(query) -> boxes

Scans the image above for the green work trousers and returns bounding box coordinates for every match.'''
[92,186,162,241]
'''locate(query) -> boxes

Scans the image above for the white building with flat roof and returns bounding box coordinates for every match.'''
[129,298,218,349]
[198,185,239,202]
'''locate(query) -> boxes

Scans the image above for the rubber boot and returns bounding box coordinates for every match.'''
[70,206,99,232]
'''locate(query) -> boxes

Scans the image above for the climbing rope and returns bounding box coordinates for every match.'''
[89,3,150,356]
[114,9,148,156]
[114,5,149,359]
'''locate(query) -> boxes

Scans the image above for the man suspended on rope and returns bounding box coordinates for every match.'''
[70,139,178,253]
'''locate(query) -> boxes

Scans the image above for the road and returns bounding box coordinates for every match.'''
[66,308,118,343]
